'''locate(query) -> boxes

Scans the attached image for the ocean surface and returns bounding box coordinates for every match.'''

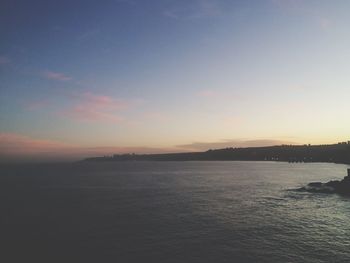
[1,161,350,263]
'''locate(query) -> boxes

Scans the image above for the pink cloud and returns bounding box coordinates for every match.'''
[318,17,332,30]
[223,116,244,127]
[196,89,244,101]
[67,106,124,123]
[25,100,50,111]
[144,111,169,122]
[0,133,72,155]
[196,89,218,98]
[0,56,10,65]
[63,92,128,123]
[43,70,72,81]
[82,92,127,110]
[0,133,179,162]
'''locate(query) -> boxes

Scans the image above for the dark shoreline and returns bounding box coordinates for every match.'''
[84,143,350,165]
[299,169,350,195]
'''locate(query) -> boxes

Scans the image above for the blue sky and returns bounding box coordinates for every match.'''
[1,0,350,160]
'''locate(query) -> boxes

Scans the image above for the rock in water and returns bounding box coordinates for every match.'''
[302,169,350,195]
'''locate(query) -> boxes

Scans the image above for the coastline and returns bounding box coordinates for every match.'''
[83,143,350,165]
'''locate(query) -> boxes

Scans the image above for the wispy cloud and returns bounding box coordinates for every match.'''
[77,28,100,41]
[81,92,128,110]
[164,0,222,20]
[271,0,305,10]
[42,70,72,81]
[63,92,128,123]
[115,0,136,5]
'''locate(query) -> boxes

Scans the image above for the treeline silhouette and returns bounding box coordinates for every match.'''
[84,142,350,164]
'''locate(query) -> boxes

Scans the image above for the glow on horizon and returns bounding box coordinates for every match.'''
[1,0,350,160]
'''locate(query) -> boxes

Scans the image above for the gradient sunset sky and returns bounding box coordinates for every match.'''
[1,0,350,161]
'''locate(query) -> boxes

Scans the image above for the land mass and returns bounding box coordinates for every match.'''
[84,142,350,165]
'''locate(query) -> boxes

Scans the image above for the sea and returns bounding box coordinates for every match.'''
[1,161,350,263]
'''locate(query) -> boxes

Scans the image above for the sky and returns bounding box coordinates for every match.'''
[1,0,350,161]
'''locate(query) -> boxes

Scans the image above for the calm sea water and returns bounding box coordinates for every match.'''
[1,161,350,263]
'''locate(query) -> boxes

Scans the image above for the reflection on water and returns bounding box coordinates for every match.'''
[1,161,350,262]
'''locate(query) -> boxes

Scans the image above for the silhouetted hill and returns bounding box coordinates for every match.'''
[84,142,350,164]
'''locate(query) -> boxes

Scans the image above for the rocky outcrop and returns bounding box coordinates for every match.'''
[301,169,350,195]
